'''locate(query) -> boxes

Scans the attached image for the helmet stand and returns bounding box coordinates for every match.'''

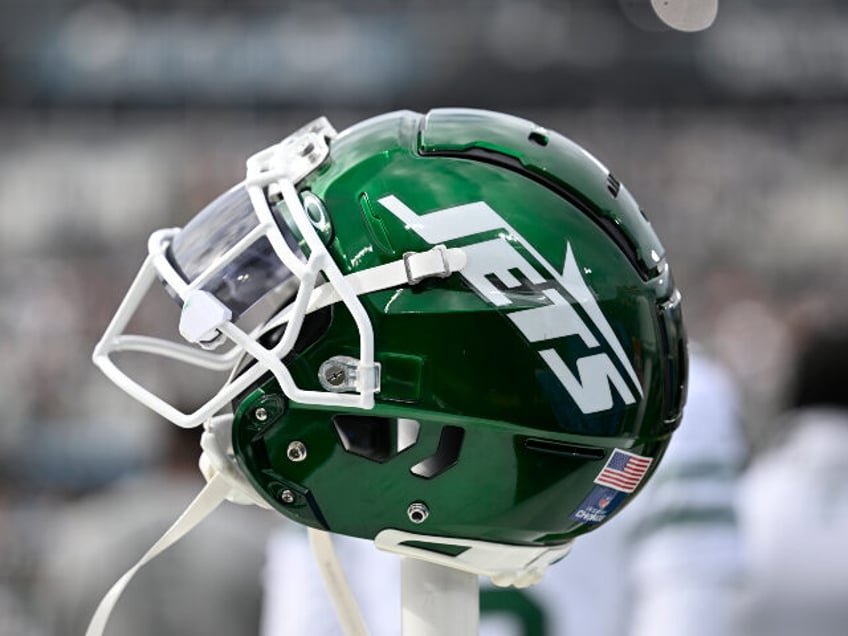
[309,527,481,635]
[401,557,479,636]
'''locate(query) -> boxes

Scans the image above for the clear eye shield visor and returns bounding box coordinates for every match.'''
[165,183,304,325]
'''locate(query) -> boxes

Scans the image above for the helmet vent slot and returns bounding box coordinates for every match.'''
[410,426,465,479]
[400,540,470,557]
[524,439,605,460]
[333,415,421,463]
[528,130,549,146]
[606,173,621,198]
[656,292,688,431]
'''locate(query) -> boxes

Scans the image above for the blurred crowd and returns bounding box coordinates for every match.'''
[1,1,848,634]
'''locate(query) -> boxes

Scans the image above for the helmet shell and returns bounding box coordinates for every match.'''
[233,109,687,547]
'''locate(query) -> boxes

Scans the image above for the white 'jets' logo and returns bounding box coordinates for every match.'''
[379,195,642,415]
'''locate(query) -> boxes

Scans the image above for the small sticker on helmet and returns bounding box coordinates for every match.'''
[593,448,653,493]
[570,485,627,524]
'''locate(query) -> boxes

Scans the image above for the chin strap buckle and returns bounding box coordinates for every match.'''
[403,244,463,285]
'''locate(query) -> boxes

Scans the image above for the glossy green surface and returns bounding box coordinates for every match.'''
[232,109,686,548]
[419,108,666,279]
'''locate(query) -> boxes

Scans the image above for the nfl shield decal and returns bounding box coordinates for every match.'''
[570,485,627,524]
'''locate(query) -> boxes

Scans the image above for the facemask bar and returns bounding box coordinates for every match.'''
[93,118,382,429]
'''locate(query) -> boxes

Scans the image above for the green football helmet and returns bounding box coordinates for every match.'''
[94,108,687,585]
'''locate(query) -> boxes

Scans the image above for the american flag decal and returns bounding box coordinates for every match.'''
[593,449,653,493]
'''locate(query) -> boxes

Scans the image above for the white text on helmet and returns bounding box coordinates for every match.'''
[378,195,641,415]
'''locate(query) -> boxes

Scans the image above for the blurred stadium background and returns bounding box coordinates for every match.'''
[1,1,847,634]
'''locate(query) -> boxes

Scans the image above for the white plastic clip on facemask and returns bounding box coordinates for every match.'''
[179,290,233,345]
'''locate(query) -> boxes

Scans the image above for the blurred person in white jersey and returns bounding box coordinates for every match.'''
[736,326,848,636]
[261,350,747,636]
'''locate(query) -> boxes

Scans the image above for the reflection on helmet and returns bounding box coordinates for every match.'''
[95,108,687,576]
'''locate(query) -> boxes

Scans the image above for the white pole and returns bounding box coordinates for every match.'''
[401,557,480,636]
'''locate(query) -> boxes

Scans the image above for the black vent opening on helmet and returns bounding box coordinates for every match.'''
[657,293,688,432]
[523,438,605,460]
[528,130,549,146]
[606,173,621,198]
[400,540,470,557]
[410,425,465,479]
[419,145,652,281]
[334,415,394,463]
[333,415,421,463]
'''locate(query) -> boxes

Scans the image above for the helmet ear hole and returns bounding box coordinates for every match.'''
[333,415,421,463]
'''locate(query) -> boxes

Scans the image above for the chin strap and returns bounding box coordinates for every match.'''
[308,529,370,636]
[85,414,371,636]
[85,415,265,636]
[85,472,231,636]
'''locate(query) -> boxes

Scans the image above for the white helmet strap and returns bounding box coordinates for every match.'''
[84,472,231,636]
[84,415,370,636]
